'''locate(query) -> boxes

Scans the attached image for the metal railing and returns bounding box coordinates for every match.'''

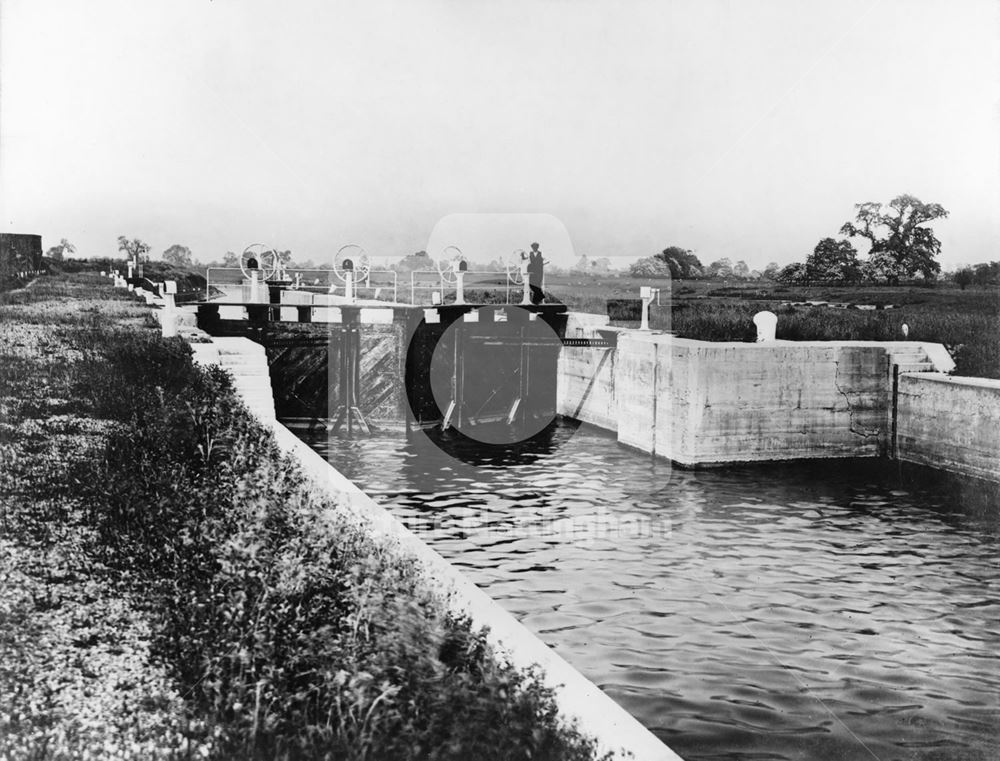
[409,270,514,305]
[203,266,542,306]
[205,267,398,303]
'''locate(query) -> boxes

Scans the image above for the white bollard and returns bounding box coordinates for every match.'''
[161,293,178,337]
[753,311,777,342]
[455,271,465,305]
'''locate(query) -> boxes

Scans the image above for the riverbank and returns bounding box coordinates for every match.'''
[0,274,607,760]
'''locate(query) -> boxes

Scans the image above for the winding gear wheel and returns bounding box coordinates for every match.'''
[240,244,279,279]
[438,246,468,284]
[333,244,370,283]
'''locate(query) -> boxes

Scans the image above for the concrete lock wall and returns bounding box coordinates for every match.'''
[558,345,617,432]
[897,373,1000,482]
[627,337,890,465]
[557,313,617,430]
[560,326,893,466]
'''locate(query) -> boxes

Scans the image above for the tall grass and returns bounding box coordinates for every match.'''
[0,273,607,761]
[67,326,606,760]
[658,300,998,378]
[551,280,998,380]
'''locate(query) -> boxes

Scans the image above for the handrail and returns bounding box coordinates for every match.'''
[410,269,443,305]
[205,267,398,304]
[409,269,512,305]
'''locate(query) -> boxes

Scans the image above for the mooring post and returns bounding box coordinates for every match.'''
[753,311,777,342]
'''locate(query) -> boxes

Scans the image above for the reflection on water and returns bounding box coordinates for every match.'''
[292,419,1000,761]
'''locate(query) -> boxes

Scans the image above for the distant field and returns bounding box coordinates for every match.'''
[541,275,1000,380]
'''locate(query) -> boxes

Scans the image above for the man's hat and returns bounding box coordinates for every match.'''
[530,242,539,249]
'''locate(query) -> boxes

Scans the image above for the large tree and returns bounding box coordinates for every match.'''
[839,194,948,280]
[776,261,809,284]
[953,268,974,290]
[162,244,193,267]
[393,250,436,273]
[861,250,909,284]
[707,258,734,279]
[45,238,76,261]
[629,256,672,278]
[973,261,1000,286]
[654,246,702,279]
[806,237,859,282]
[117,236,151,263]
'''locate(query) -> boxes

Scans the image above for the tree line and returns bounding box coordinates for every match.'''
[629,247,782,280]
[627,194,983,286]
[776,194,948,285]
[44,196,997,288]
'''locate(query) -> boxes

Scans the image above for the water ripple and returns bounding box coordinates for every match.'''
[295,421,1000,761]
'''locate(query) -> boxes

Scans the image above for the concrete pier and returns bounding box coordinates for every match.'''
[897,373,1000,482]
[561,332,892,465]
[556,313,993,477]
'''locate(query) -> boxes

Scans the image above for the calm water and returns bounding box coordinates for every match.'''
[292,419,1000,761]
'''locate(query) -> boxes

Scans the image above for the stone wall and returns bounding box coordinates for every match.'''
[558,323,895,466]
[897,373,1000,482]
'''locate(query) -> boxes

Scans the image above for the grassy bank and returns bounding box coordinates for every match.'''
[0,274,606,760]
[49,258,211,302]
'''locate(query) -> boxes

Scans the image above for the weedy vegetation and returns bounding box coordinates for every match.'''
[0,274,608,761]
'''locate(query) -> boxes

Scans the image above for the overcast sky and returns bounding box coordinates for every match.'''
[1,0,997,269]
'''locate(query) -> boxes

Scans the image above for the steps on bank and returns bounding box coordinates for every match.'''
[887,345,936,375]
